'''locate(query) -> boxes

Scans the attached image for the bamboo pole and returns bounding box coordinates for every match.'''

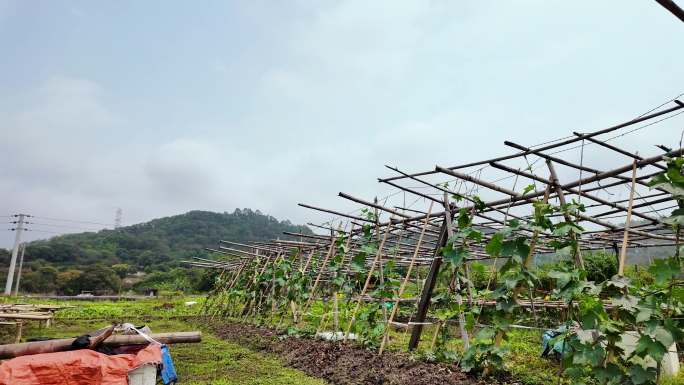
[378,203,434,354]
[0,332,202,359]
[379,102,684,183]
[344,221,393,340]
[619,160,638,276]
[408,220,448,351]
[302,225,341,315]
[546,160,585,269]
[333,223,355,332]
[441,193,470,350]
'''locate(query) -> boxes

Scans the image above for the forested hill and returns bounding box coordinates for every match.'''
[1,209,312,272]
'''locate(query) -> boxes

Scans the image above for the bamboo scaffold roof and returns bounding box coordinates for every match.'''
[191,97,684,272]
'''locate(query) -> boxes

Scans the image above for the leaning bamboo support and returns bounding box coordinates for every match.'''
[546,159,584,269]
[301,250,316,273]
[378,203,434,354]
[344,221,393,340]
[302,226,340,314]
[332,224,355,332]
[442,193,470,351]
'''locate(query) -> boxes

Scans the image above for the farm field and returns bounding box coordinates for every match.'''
[0,296,577,384]
[0,297,325,385]
[4,296,680,385]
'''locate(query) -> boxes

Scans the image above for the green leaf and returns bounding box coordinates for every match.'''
[573,343,605,366]
[464,228,483,242]
[515,237,530,260]
[351,253,366,271]
[361,244,377,255]
[612,295,638,312]
[671,207,684,216]
[629,364,656,385]
[648,172,669,188]
[486,232,504,256]
[442,245,468,268]
[662,215,684,226]
[605,275,631,289]
[666,161,684,184]
[648,257,680,285]
[549,270,572,288]
[635,307,653,323]
[474,327,496,341]
[579,296,606,329]
[457,208,471,229]
[501,240,517,257]
[522,184,535,195]
[654,326,674,348]
[663,318,684,343]
[634,334,667,363]
[504,274,520,289]
[472,195,486,211]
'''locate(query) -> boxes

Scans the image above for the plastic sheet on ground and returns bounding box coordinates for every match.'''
[0,344,161,385]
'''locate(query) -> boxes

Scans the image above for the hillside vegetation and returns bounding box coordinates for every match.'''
[0,209,312,294]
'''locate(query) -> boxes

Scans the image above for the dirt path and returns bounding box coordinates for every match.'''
[211,322,500,385]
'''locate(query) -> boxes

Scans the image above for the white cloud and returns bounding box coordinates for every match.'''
[1,1,683,246]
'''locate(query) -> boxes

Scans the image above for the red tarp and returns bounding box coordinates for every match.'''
[0,344,161,385]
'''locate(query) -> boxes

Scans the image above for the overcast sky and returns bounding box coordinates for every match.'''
[0,1,683,248]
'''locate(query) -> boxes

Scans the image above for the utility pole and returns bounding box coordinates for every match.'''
[13,243,25,295]
[5,214,26,295]
[114,208,122,229]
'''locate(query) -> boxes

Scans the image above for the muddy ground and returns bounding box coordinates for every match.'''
[211,322,511,385]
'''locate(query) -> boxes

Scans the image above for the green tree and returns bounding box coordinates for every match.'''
[78,264,122,294]
[57,269,84,295]
[111,263,131,279]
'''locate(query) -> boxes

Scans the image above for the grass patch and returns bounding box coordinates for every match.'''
[1,295,206,319]
[14,302,326,385]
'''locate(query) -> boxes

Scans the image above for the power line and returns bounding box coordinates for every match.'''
[23,229,68,235]
[29,215,114,227]
[22,222,102,231]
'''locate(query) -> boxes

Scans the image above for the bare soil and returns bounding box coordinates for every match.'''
[211,322,509,385]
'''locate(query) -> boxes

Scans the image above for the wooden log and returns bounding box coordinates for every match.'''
[0,313,52,320]
[104,331,201,346]
[0,331,202,359]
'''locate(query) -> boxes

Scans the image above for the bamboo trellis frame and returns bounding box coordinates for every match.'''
[189,97,684,352]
